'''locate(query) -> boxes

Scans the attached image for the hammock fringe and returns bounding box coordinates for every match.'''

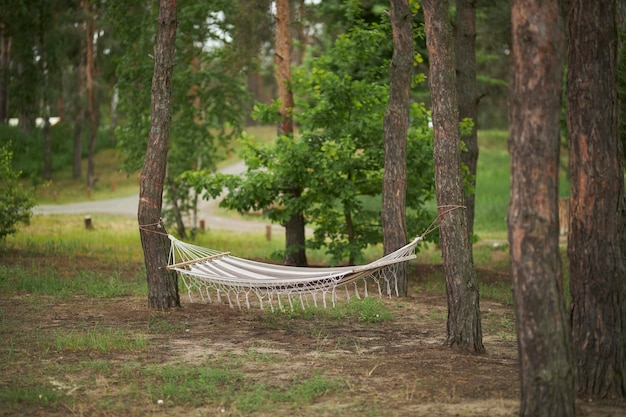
[167,234,422,310]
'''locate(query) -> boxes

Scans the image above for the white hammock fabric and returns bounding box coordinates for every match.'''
[167,234,422,310]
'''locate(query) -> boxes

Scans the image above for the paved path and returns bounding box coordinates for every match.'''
[33,160,284,234]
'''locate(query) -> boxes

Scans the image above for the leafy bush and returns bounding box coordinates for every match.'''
[0,144,36,240]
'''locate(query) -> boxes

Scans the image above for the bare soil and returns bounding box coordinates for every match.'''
[1,260,624,417]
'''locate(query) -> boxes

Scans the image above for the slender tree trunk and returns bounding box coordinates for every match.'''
[83,0,98,189]
[382,0,412,296]
[276,0,306,266]
[423,0,484,352]
[455,0,478,242]
[40,11,51,181]
[0,26,10,123]
[567,0,626,400]
[509,1,575,415]
[138,0,179,310]
[73,61,85,180]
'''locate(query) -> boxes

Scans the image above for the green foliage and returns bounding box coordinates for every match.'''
[187,8,435,265]
[0,123,115,181]
[112,0,252,230]
[0,145,36,240]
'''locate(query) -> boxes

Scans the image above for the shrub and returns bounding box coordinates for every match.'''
[0,144,36,240]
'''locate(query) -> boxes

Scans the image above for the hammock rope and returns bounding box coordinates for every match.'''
[167,234,422,310]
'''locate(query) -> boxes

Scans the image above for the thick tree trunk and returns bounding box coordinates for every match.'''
[508,1,575,415]
[138,0,179,310]
[422,0,484,352]
[567,0,626,400]
[382,0,412,297]
[276,0,306,266]
[455,0,478,242]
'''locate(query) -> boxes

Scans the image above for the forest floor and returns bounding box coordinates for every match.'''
[2,257,624,417]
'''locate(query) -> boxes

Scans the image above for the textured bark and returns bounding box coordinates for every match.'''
[508,1,575,415]
[567,0,626,400]
[83,0,99,189]
[423,0,484,353]
[382,0,412,296]
[73,62,85,180]
[455,0,478,242]
[0,25,10,123]
[276,0,306,266]
[138,0,180,310]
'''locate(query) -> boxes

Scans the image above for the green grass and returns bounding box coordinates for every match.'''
[262,296,394,326]
[54,325,147,352]
[140,365,343,412]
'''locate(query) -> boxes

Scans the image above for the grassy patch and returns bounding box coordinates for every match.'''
[0,385,61,410]
[262,296,393,326]
[138,364,342,413]
[54,325,147,352]
[0,263,145,298]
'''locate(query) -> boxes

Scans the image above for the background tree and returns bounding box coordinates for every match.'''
[567,0,626,400]
[114,0,253,238]
[275,0,306,266]
[138,0,179,310]
[82,0,99,189]
[422,0,484,352]
[508,0,575,415]
[382,0,413,296]
[454,0,478,241]
[188,11,435,267]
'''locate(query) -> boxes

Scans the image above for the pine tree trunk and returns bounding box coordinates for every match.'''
[509,1,575,415]
[382,0,412,297]
[455,0,478,242]
[0,29,10,123]
[423,0,484,352]
[567,0,626,400]
[276,0,306,266]
[84,2,98,189]
[138,0,179,310]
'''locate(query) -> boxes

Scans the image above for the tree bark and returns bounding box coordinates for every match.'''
[276,0,306,266]
[73,62,85,180]
[508,1,575,415]
[138,0,180,310]
[382,0,412,297]
[567,0,626,400]
[83,0,98,189]
[422,0,484,352]
[455,0,478,242]
[0,24,10,124]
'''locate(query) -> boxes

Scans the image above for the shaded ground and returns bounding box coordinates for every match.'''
[1,258,624,416]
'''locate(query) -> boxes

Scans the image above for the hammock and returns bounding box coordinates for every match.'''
[167,234,422,310]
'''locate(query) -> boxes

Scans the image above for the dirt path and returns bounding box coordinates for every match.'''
[33,161,285,235]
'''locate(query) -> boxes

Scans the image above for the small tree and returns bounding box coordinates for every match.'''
[0,144,35,240]
[187,14,435,267]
